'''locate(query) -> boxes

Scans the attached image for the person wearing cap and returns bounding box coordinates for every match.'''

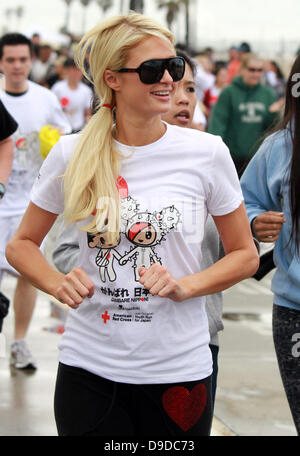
[226,46,241,85]
[45,55,67,88]
[30,43,57,86]
[239,42,252,54]
[226,42,252,86]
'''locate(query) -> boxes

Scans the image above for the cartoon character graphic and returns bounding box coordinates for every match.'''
[88,227,122,283]
[120,197,181,281]
[87,174,129,283]
[14,130,42,179]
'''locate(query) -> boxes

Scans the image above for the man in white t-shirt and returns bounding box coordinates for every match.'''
[0,33,71,369]
[51,59,93,133]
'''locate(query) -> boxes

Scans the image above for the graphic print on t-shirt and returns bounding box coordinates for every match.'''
[87,175,128,283]
[120,196,181,281]
[14,129,43,181]
[87,227,122,283]
[88,195,181,284]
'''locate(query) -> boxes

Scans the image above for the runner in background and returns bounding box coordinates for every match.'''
[51,58,93,133]
[226,46,241,85]
[203,62,228,121]
[263,60,286,101]
[30,43,57,87]
[0,32,71,370]
[208,53,279,177]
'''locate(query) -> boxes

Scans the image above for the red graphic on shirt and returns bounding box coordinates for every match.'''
[101,311,110,324]
[120,197,180,282]
[92,175,128,216]
[15,137,27,149]
[162,384,207,431]
[116,175,129,199]
[60,97,70,109]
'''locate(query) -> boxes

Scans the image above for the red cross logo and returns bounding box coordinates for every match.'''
[101,310,110,324]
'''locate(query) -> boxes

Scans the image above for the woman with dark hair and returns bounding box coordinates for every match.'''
[241,53,300,435]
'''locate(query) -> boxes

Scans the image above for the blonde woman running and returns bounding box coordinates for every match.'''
[6,13,258,436]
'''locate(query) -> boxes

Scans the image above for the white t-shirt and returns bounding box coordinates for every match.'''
[31,123,243,384]
[193,103,207,126]
[30,52,57,82]
[193,62,215,102]
[0,81,71,217]
[51,80,93,131]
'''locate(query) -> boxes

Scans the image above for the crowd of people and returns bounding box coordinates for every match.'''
[0,11,299,437]
[25,31,288,144]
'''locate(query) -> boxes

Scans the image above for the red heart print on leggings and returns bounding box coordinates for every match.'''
[162,384,207,432]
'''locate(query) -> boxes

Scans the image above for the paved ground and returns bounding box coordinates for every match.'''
[0,271,297,436]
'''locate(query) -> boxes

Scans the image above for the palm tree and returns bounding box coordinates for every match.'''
[96,0,113,14]
[62,0,74,33]
[157,0,190,47]
[80,0,92,35]
[129,0,144,13]
[16,6,24,30]
[157,1,180,31]
[5,8,13,31]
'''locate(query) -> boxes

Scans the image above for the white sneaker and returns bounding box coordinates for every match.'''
[10,340,37,370]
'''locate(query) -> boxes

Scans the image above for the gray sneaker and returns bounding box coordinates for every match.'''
[10,340,37,370]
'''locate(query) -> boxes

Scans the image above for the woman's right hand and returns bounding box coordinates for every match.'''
[252,211,286,242]
[55,267,95,309]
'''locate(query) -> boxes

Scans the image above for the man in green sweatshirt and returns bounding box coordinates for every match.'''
[208,54,280,176]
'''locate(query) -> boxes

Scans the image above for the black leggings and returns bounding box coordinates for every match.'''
[273,304,300,435]
[54,363,212,436]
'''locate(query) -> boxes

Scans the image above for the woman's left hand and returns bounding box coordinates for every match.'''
[138,263,189,302]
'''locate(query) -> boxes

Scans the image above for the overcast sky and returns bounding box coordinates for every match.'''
[1,0,300,57]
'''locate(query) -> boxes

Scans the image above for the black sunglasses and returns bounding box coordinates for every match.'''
[247,67,263,73]
[117,57,185,84]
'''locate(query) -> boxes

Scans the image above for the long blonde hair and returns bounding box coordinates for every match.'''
[63,13,175,237]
